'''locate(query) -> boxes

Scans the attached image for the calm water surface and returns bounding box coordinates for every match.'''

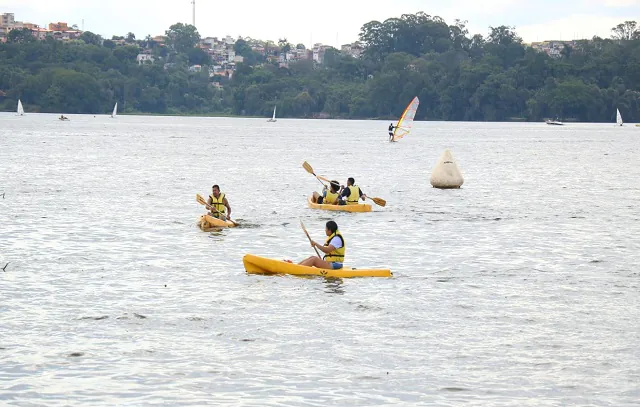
[1,114,639,406]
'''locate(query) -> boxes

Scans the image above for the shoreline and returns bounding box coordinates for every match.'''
[0,111,614,123]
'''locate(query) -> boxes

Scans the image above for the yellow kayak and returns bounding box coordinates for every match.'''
[198,214,236,230]
[307,196,372,212]
[243,254,391,278]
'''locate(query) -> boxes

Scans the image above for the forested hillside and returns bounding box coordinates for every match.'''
[1,14,639,122]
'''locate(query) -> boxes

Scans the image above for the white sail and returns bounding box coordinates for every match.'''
[17,99,24,116]
[111,102,118,118]
[391,96,420,141]
[616,108,623,126]
[267,105,277,122]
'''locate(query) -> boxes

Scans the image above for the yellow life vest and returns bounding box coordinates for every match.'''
[209,193,226,217]
[346,185,361,205]
[324,190,340,205]
[323,231,345,263]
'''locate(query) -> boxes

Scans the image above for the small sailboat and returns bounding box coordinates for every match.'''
[267,105,277,122]
[390,96,420,142]
[16,99,25,116]
[111,102,118,118]
[616,108,623,126]
[546,118,563,125]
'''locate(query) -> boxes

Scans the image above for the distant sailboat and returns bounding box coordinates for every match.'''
[616,108,623,126]
[546,118,563,125]
[16,99,25,116]
[111,102,118,118]
[267,105,277,122]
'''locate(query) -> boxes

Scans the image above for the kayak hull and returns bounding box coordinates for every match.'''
[198,214,236,229]
[307,197,371,212]
[243,254,391,278]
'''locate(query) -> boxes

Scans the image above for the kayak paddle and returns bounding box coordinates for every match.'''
[302,161,327,187]
[300,220,322,259]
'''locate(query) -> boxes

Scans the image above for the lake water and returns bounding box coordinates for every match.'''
[1,114,638,406]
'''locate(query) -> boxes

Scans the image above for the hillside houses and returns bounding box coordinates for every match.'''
[1,11,364,82]
[529,40,580,58]
[0,13,82,42]
[340,41,364,58]
[200,35,243,65]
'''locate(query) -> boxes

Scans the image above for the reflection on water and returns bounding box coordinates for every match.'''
[323,278,345,295]
[1,114,639,405]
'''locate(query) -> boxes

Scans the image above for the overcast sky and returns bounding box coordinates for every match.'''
[1,0,638,46]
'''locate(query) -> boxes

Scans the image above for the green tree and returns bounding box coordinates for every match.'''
[187,47,210,65]
[294,91,314,116]
[611,21,639,41]
[7,28,35,44]
[79,31,103,46]
[165,23,200,54]
[487,25,522,46]
[278,38,291,54]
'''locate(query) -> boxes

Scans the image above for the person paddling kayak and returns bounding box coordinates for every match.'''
[388,122,396,141]
[299,221,345,269]
[207,184,231,220]
[339,177,366,205]
[312,180,341,205]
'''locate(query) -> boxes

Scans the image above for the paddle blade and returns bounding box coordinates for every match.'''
[302,161,315,175]
[196,194,207,205]
[371,197,386,207]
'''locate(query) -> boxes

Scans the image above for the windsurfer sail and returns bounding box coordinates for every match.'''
[616,108,623,126]
[390,96,420,142]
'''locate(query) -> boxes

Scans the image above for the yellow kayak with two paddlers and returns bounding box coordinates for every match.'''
[307,196,372,212]
[243,254,391,278]
[302,162,386,211]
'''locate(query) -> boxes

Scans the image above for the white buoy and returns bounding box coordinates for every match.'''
[430,149,464,189]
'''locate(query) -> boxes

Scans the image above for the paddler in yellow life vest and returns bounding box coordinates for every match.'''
[312,180,341,205]
[206,184,231,220]
[299,221,345,270]
[339,177,367,205]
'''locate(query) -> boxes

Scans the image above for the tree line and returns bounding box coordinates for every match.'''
[1,15,639,122]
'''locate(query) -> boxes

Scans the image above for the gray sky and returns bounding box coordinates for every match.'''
[1,0,638,46]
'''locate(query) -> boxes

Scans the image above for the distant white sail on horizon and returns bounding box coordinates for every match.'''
[111,102,118,118]
[267,105,277,122]
[17,99,25,116]
[616,108,623,126]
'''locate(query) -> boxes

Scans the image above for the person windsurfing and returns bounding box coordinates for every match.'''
[388,122,396,141]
